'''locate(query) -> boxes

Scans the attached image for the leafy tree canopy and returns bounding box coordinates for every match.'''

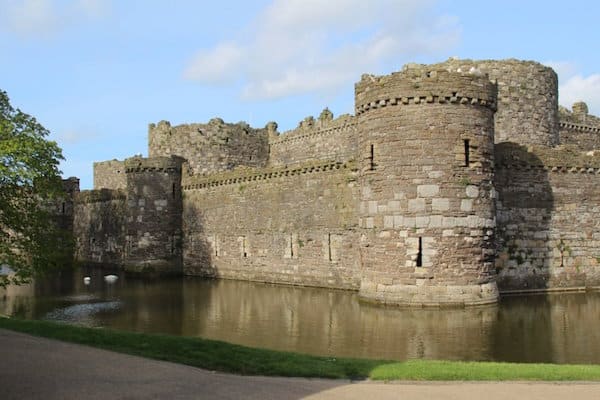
[0,89,72,286]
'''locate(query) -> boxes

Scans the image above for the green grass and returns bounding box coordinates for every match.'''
[2,316,600,381]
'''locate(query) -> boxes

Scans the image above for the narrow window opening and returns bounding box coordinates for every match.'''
[369,144,375,170]
[61,202,65,214]
[416,237,423,267]
[214,236,219,257]
[172,183,176,199]
[242,236,247,258]
[327,233,332,262]
[290,234,294,258]
[463,139,470,167]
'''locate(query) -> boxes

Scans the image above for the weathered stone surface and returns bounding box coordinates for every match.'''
[71,57,600,306]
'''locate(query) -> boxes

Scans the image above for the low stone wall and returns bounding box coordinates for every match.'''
[181,160,361,289]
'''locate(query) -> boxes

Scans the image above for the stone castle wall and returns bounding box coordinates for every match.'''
[71,57,600,306]
[148,119,269,175]
[73,189,127,266]
[93,160,126,190]
[355,66,498,306]
[269,110,357,166]
[429,59,559,147]
[123,156,185,275]
[559,102,600,150]
[181,160,361,289]
[495,145,600,290]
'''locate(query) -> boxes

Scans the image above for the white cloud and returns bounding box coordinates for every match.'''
[545,61,600,115]
[184,0,460,100]
[57,129,98,145]
[559,74,600,115]
[1,0,110,38]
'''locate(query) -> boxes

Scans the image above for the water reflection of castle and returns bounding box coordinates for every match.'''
[63,58,600,307]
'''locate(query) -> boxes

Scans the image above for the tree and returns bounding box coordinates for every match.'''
[0,89,72,286]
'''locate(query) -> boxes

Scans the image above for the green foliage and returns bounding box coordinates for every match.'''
[459,177,472,186]
[0,90,71,286]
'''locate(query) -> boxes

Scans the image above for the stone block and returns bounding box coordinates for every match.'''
[466,185,479,198]
[432,198,450,211]
[408,198,426,212]
[417,184,439,197]
[461,199,473,212]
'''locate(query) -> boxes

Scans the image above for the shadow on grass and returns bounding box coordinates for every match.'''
[2,317,600,381]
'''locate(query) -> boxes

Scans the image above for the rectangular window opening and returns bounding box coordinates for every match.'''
[463,139,470,167]
[328,233,332,262]
[242,236,247,258]
[61,202,65,214]
[416,237,423,267]
[290,234,294,258]
[369,144,375,170]
[172,183,176,199]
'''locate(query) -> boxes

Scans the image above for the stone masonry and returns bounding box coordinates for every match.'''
[70,58,600,307]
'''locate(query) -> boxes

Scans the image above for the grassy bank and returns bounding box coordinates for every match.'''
[1,317,600,381]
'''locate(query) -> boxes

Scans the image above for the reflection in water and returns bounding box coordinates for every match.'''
[2,268,600,364]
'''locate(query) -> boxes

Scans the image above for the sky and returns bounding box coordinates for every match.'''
[1,0,599,189]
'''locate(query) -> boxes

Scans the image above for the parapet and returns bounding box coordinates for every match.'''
[62,177,80,195]
[75,188,126,204]
[124,155,185,174]
[355,66,497,115]
[425,58,559,146]
[93,159,126,190]
[148,118,269,174]
[270,110,356,145]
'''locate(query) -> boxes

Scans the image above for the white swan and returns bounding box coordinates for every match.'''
[103,274,118,283]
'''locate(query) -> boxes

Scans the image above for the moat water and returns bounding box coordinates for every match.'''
[2,267,600,364]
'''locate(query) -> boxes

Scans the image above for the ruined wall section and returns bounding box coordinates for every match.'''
[148,119,269,175]
[268,110,357,166]
[93,160,126,190]
[559,102,600,150]
[72,189,127,266]
[181,160,361,289]
[123,156,184,275]
[355,67,499,306]
[495,145,600,291]
[429,58,559,147]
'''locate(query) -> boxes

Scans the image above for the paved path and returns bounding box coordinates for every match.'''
[1,328,600,400]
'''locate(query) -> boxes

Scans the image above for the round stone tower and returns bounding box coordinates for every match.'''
[123,155,185,275]
[355,65,499,306]
[431,59,559,147]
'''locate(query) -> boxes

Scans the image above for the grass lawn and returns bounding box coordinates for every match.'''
[1,316,600,381]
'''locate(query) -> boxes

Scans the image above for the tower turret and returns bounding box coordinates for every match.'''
[356,66,499,306]
[123,155,184,275]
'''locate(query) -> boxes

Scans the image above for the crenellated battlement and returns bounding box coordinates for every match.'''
[182,160,356,190]
[148,118,269,175]
[75,188,126,203]
[355,67,497,116]
[269,112,356,146]
[124,155,185,174]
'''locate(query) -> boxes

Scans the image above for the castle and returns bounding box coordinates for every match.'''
[62,58,600,307]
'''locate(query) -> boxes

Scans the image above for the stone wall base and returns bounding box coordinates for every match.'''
[358,280,499,307]
[123,259,182,276]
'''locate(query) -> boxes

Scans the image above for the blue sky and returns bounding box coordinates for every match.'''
[1,0,599,189]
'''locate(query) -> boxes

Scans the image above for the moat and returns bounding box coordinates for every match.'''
[2,267,600,364]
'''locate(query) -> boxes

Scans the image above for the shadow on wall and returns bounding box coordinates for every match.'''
[494,142,554,290]
[182,201,215,277]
